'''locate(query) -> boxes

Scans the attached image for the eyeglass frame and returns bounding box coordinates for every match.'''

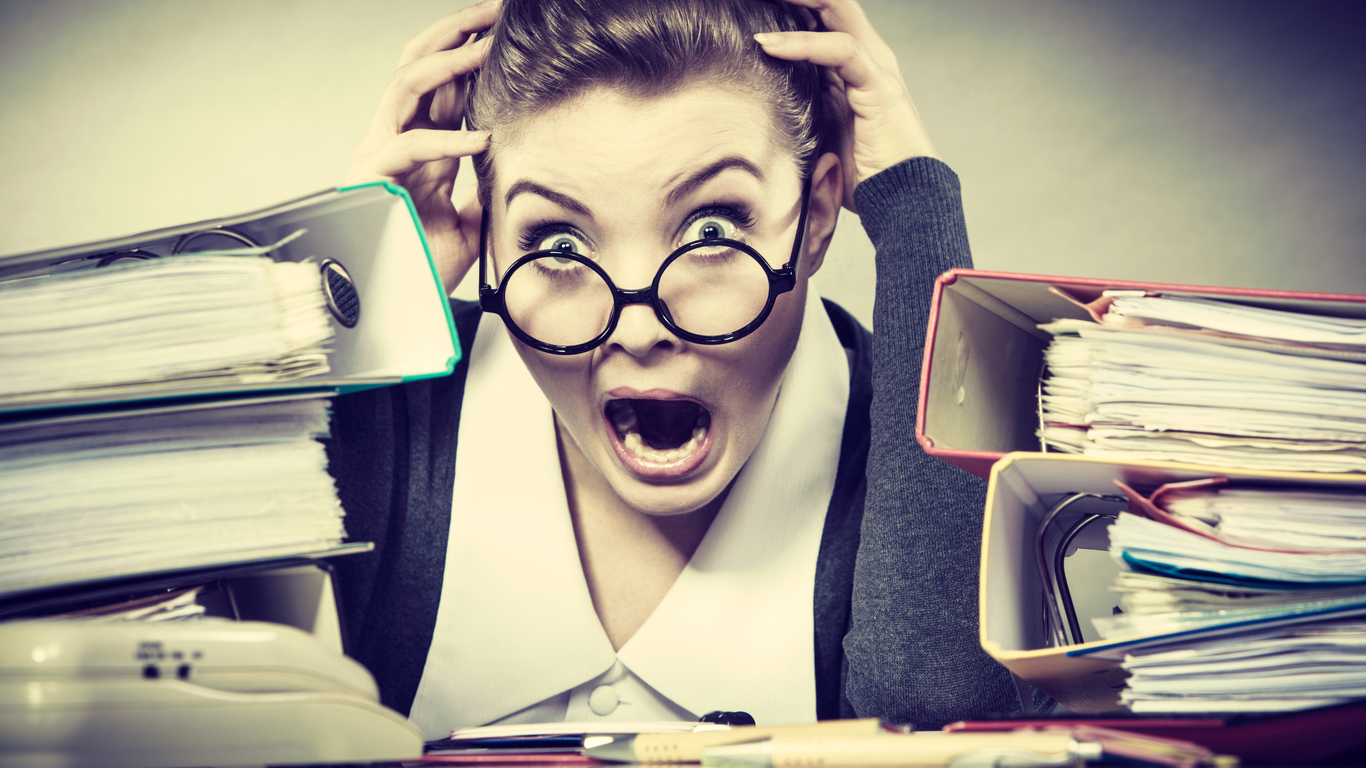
[477,176,813,356]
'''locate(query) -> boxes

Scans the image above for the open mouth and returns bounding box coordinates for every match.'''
[604,398,712,477]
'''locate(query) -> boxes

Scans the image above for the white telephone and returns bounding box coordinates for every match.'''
[0,619,422,768]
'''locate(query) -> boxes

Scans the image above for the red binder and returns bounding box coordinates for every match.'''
[915,269,1366,478]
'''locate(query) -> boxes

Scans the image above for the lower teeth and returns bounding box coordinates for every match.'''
[623,426,707,464]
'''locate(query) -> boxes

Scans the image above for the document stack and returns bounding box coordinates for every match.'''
[0,184,456,766]
[1099,479,1366,713]
[0,184,458,605]
[916,270,1366,731]
[1031,291,1366,713]
[1037,293,1366,473]
[1,251,348,599]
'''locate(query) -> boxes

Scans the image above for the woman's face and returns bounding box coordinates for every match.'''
[486,83,833,516]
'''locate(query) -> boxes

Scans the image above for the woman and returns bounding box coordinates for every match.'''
[333,0,1019,737]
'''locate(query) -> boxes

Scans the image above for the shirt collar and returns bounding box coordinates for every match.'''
[409,288,848,734]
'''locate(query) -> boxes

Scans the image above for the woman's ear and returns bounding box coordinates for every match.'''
[800,151,843,278]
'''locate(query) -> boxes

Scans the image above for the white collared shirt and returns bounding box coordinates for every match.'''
[409,287,849,739]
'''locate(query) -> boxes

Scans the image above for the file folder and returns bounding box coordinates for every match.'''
[916,269,1366,478]
[0,182,459,415]
[978,452,1366,713]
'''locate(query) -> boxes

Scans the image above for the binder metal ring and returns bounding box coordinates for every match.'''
[171,228,260,255]
[320,259,360,328]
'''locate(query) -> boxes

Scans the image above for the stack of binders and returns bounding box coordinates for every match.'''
[0,183,459,766]
[916,270,1366,734]
[0,183,459,601]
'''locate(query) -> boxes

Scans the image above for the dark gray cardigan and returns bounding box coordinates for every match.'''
[324,157,1020,729]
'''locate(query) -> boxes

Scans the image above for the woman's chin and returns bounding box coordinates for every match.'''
[613,480,729,517]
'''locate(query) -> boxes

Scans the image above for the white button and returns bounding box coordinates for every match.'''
[588,684,620,716]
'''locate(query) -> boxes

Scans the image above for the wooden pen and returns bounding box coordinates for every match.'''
[585,719,894,763]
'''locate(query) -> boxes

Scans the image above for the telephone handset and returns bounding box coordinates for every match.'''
[0,619,422,767]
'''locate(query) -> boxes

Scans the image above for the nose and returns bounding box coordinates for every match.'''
[606,295,676,358]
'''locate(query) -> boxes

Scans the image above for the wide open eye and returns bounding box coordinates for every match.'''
[532,231,590,256]
[682,216,739,243]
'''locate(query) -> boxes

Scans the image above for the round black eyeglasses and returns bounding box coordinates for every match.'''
[478,178,812,355]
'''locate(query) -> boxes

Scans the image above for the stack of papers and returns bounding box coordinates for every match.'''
[1106,511,1366,587]
[1038,294,1366,472]
[0,253,333,408]
[1091,483,1366,713]
[1103,295,1366,348]
[1157,486,1366,550]
[1098,483,1366,634]
[1121,620,1366,713]
[1108,570,1366,616]
[0,395,347,597]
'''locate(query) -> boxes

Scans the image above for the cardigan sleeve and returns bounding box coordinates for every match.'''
[842,158,1021,728]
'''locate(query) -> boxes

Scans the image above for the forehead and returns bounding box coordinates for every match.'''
[490,83,797,200]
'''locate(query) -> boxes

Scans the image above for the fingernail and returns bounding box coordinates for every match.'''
[754,32,786,46]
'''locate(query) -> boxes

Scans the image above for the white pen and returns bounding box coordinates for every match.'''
[700,732,1099,768]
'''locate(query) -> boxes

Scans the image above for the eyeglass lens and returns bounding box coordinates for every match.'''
[501,242,772,349]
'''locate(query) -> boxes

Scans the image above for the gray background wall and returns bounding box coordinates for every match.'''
[2,0,1363,328]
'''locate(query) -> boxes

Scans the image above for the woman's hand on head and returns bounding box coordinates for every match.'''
[346,0,498,295]
[756,0,937,212]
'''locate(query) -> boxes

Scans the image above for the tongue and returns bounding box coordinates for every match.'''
[631,400,703,450]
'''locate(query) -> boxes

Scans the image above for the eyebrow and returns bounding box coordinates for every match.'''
[504,180,592,218]
[502,156,765,215]
[665,156,765,207]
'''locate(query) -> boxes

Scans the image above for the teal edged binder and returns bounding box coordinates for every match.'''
[0,183,461,414]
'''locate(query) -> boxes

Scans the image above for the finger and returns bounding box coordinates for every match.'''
[754,30,882,93]
[778,0,873,36]
[399,0,500,66]
[375,38,492,134]
[352,129,491,183]
[770,0,898,73]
